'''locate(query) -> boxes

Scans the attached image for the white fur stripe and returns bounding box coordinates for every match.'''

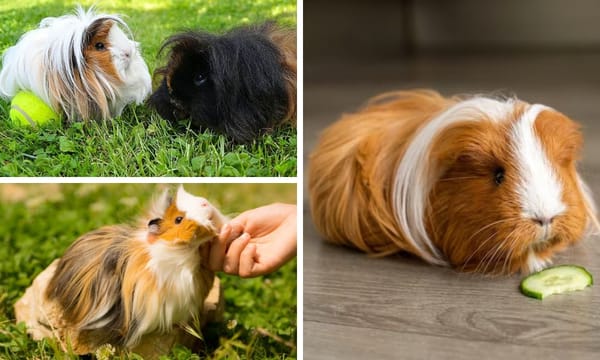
[511,105,566,221]
[392,97,516,265]
[175,185,213,227]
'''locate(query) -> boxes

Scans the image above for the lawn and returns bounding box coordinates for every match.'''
[0,183,297,359]
[0,0,297,177]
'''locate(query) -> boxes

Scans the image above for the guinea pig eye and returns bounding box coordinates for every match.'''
[193,73,207,86]
[95,42,106,51]
[175,216,184,224]
[494,167,505,185]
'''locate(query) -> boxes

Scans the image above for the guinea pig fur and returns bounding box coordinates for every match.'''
[0,6,152,121]
[44,186,227,352]
[148,22,296,144]
[309,89,598,275]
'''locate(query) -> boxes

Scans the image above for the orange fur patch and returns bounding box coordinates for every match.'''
[426,112,527,274]
[156,203,215,244]
[85,20,121,83]
[310,90,454,256]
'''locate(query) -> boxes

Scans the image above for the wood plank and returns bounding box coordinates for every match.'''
[304,321,599,360]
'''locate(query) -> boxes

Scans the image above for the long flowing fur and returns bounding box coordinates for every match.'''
[0,6,151,121]
[309,90,452,258]
[45,187,223,351]
[309,89,597,274]
[148,22,296,143]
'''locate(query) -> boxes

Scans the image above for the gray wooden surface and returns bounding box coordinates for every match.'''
[303,54,600,359]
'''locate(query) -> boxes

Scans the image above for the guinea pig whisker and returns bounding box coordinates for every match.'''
[438,176,481,182]
[495,229,515,274]
[471,239,499,274]
[480,226,519,275]
[472,226,515,274]
[502,237,518,274]
[461,229,500,272]
[465,217,518,246]
[501,230,521,274]
[481,237,509,274]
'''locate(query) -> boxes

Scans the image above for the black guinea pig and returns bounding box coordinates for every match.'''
[148,22,296,143]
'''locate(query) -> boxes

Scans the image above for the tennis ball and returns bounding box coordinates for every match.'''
[9,91,60,127]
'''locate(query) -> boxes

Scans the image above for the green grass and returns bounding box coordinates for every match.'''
[0,183,297,359]
[0,0,297,177]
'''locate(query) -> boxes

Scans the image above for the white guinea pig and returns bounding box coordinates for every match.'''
[309,89,598,275]
[0,6,152,121]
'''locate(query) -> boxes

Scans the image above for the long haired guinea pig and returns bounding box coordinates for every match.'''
[309,89,598,275]
[148,22,296,143]
[0,6,152,121]
[44,186,226,352]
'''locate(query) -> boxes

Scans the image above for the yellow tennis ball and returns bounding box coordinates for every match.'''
[9,91,60,127]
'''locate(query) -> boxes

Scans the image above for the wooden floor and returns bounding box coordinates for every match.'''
[303,53,600,359]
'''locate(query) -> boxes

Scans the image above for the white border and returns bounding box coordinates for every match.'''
[296,0,304,357]
[5,177,297,184]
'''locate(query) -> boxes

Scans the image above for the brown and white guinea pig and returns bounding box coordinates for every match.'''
[0,6,151,121]
[148,22,296,144]
[309,89,598,275]
[44,186,226,352]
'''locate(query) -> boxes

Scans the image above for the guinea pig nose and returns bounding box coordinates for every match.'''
[532,216,555,226]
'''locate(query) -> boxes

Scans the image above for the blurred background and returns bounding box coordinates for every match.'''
[305,0,600,160]
[304,1,600,358]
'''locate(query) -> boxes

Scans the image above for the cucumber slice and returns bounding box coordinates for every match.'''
[520,265,593,299]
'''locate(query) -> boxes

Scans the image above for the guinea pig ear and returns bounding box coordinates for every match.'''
[148,218,161,233]
[146,217,161,244]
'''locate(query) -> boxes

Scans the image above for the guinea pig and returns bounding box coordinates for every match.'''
[309,89,598,275]
[43,186,227,353]
[0,6,152,121]
[147,22,296,144]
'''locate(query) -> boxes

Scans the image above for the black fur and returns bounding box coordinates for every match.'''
[148,22,295,144]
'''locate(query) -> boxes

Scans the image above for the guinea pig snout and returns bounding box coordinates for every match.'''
[119,49,133,67]
[115,43,137,68]
[531,216,555,243]
[531,216,555,227]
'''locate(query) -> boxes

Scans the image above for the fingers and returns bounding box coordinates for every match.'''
[238,243,257,278]
[228,221,244,240]
[223,233,251,275]
[208,223,232,271]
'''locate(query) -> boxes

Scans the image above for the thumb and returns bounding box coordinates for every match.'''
[239,243,258,278]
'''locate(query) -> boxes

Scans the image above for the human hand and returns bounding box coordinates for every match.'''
[208,203,296,277]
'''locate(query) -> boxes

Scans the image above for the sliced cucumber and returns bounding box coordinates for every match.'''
[520,265,593,300]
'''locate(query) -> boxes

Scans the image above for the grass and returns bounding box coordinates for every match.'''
[0,0,297,177]
[0,183,297,359]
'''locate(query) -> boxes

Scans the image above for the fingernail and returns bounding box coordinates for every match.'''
[241,233,250,241]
